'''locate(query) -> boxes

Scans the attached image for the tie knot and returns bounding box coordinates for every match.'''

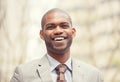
[55,64,67,74]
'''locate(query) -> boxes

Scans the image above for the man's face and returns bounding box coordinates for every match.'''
[40,12,76,54]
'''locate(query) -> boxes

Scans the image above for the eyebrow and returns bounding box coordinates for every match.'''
[60,22,70,24]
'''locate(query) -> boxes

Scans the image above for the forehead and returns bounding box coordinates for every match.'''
[43,12,71,25]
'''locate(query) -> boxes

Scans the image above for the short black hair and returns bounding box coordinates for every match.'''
[41,8,72,29]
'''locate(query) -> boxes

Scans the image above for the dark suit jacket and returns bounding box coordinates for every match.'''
[10,55,103,82]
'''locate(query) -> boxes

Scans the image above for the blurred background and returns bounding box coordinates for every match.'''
[0,0,120,82]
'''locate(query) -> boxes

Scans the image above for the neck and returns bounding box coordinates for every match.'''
[48,51,70,63]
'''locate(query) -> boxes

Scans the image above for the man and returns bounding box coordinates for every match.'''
[10,8,103,82]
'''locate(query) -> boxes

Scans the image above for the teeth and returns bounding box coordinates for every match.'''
[54,37,64,41]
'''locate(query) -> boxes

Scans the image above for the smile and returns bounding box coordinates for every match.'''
[52,36,67,41]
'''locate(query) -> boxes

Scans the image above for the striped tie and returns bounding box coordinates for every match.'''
[55,64,67,82]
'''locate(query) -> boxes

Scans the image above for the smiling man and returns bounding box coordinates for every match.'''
[40,8,76,64]
[10,8,103,82]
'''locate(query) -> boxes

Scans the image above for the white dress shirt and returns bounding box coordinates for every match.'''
[47,54,72,82]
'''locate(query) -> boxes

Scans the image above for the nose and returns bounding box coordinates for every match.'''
[53,26,63,35]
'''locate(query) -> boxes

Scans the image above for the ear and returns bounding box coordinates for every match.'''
[71,28,76,38]
[40,30,44,40]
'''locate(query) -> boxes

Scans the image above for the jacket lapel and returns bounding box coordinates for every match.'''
[72,59,85,82]
[37,55,53,82]
[36,56,87,82]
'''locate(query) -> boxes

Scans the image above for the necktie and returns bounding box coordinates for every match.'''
[55,64,67,82]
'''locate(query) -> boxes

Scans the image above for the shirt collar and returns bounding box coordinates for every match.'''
[47,54,72,72]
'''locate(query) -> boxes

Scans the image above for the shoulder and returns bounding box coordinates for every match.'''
[11,58,42,82]
[16,55,48,72]
[72,58,100,73]
[72,58,104,82]
[19,58,41,68]
[15,58,40,74]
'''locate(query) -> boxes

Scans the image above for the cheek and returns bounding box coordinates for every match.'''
[67,30,73,36]
[44,32,52,39]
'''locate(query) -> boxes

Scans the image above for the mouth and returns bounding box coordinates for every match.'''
[52,36,67,41]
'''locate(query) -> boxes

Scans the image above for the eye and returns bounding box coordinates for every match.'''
[45,24,56,30]
[60,23,70,29]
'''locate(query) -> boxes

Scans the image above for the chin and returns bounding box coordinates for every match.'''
[53,46,66,50]
[54,47,69,54]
